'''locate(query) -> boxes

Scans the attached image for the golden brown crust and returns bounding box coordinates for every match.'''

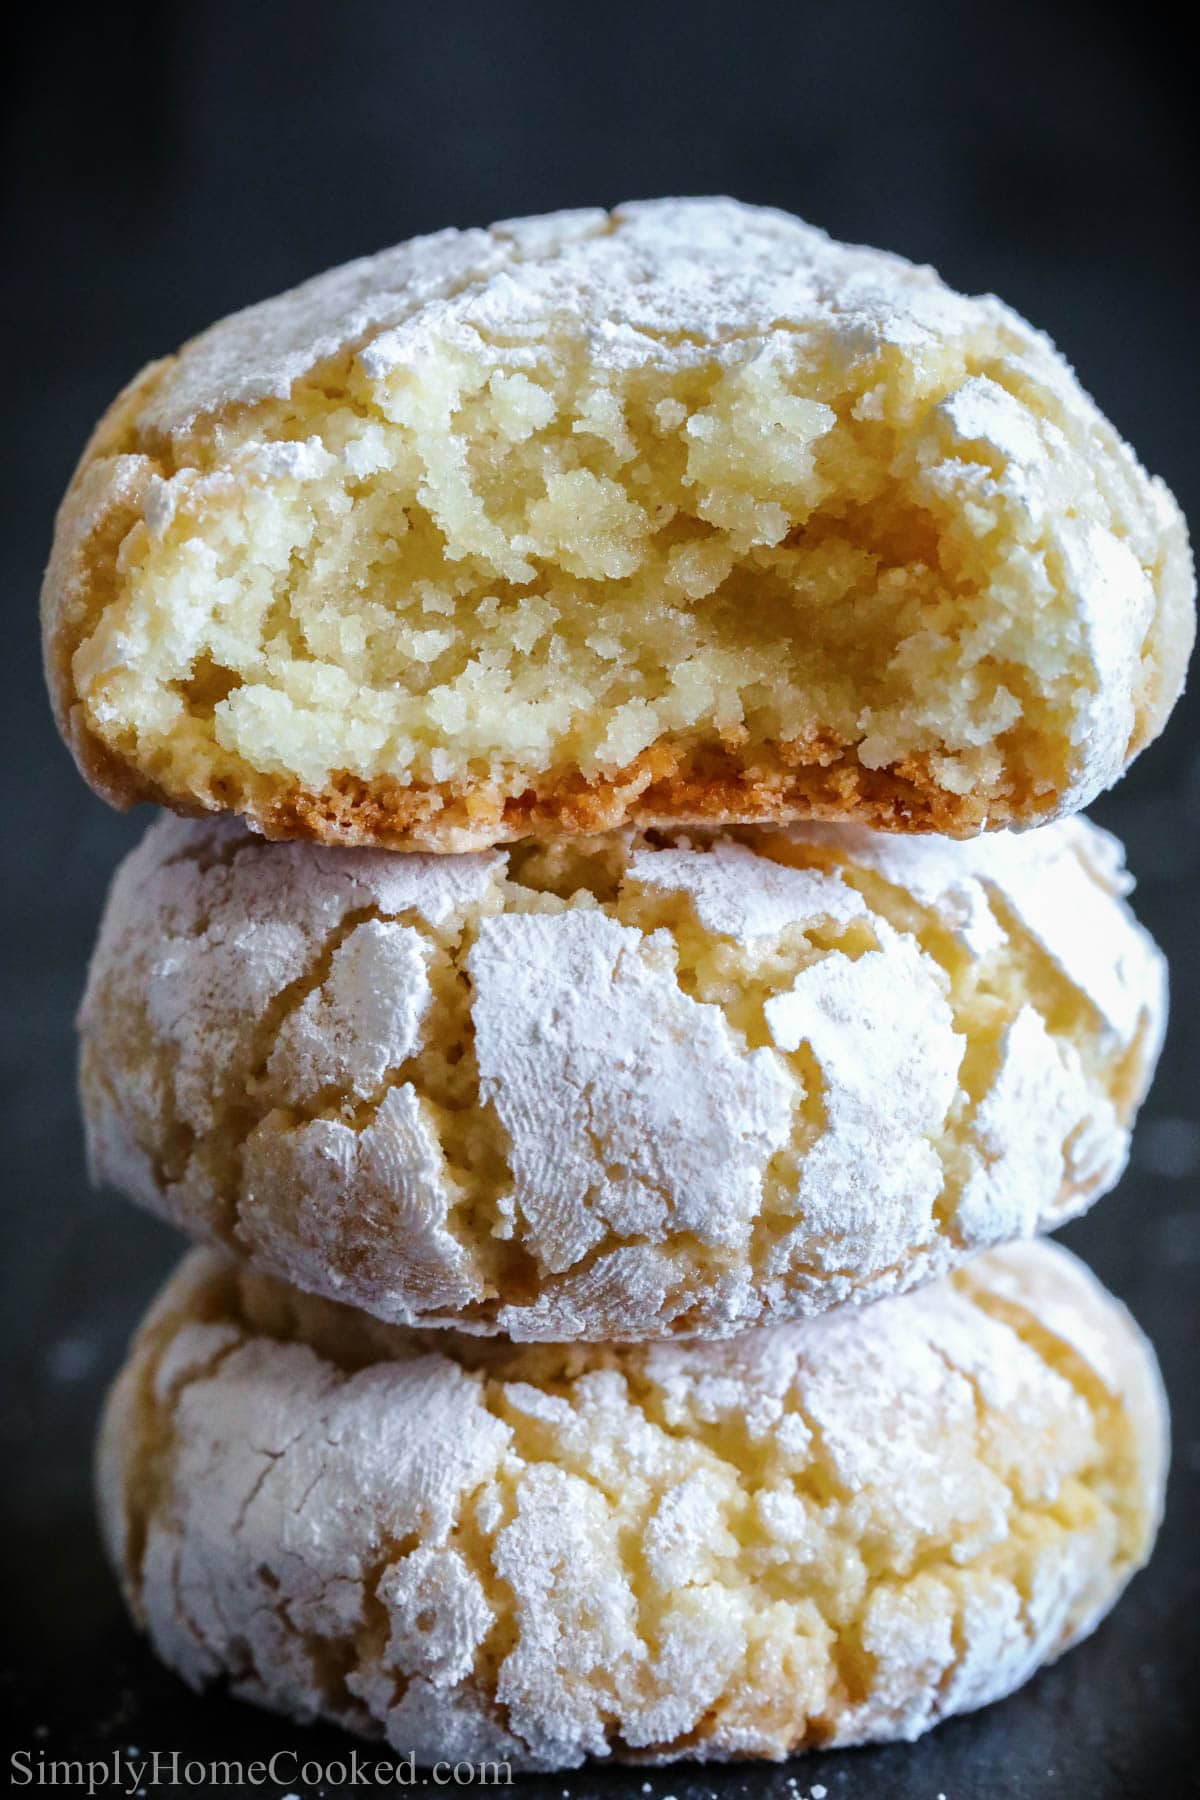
[41,359,171,784]
[247,739,1006,850]
[57,720,1015,850]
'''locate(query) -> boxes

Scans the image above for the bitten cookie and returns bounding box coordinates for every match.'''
[97,1240,1168,1768]
[44,199,1192,851]
[80,812,1165,1341]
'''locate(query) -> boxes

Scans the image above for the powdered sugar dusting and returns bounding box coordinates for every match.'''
[468,909,795,1271]
[265,919,432,1106]
[80,814,1165,1341]
[797,816,1164,1050]
[99,1240,1167,1767]
[141,197,961,436]
[765,928,960,1271]
[628,836,868,942]
[958,1006,1124,1244]
[240,1085,483,1317]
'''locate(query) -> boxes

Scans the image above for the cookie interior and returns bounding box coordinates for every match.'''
[68,323,1161,842]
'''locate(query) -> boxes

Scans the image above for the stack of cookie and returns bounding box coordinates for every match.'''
[43,201,1193,1771]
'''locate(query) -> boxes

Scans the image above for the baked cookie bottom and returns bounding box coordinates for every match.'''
[63,708,1078,852]
[97,1240,1167,1769]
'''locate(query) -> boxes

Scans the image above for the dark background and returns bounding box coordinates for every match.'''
[2,2,1197,1794]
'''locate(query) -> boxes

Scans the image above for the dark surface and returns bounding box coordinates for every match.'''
[2,2,1198,1794]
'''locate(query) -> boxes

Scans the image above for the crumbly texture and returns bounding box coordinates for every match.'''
[80,812,1165,1341]
[96,1240,1168,1768]
[44,199,1192,850]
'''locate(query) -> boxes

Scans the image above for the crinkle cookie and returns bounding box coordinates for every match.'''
[80,812,1164,1341]
[44,199,1191,851]
[97,1240,1167,1768]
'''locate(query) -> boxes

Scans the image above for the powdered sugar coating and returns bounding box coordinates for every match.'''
[467,909,795,1269]
[761,932,960,1276]
[80,813,1165,1340]
[127,202,975,438]
[629,835,869,941]
[96,1240,1168,1768]
[801,817,1166,1045]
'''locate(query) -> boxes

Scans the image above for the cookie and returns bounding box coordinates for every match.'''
[80,812,1165,1340]
[44,199,1192,850]
[97,1239,1167,1767]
